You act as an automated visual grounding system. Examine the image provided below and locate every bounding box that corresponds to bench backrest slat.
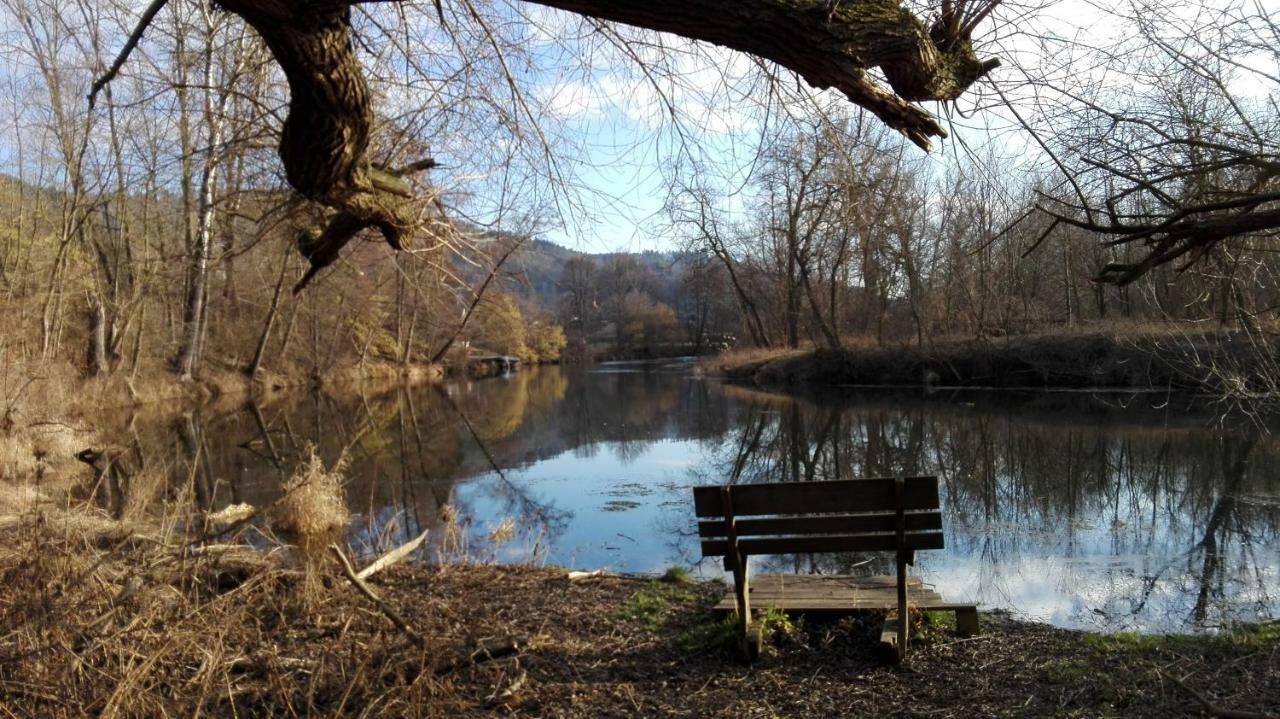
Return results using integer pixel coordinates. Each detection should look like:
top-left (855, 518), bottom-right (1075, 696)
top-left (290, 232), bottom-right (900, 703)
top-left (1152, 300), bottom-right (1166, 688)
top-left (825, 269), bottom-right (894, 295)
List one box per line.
top-left (697, 511), bottom-right (942, 539)
top-left (692, 477), bottom-right (938, 518)
top-left (701, 531), bottom-right (944, 558)
top-left (694, 477), bottom-right (943, 560)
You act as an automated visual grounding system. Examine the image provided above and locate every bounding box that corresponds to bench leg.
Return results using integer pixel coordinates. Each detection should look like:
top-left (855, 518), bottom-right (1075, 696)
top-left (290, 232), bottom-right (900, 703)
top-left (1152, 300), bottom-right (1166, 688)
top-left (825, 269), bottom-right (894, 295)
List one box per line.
top-left (734, 560), bottom-right (755, 660)
top-left (742, 625), bottom-right (761, 661)
top-left (955, 607), bottom-right (979, 637)
top-left (895, 560), bottom-right (908, 662)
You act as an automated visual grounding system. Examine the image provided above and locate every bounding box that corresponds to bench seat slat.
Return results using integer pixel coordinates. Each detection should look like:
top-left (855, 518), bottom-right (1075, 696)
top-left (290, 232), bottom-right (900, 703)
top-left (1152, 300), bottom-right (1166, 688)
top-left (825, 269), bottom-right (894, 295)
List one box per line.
top-left (698, 512), bottom-right (941, 538)
top-left (692, 477), bottom-right (938, 518)
top-left (701, 531), bottom-right (944, 558)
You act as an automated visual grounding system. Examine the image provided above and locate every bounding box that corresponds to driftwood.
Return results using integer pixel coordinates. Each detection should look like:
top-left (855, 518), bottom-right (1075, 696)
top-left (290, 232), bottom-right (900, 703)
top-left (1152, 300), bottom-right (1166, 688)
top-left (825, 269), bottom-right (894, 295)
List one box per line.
top-left (566, 569), bottom-right (607, 582)
top-left (435, 636), bottom-right (528, 676)
top-left (356, 529), bottom-right (429, 581)
top-left (329, 544), bottom-right (426, 646)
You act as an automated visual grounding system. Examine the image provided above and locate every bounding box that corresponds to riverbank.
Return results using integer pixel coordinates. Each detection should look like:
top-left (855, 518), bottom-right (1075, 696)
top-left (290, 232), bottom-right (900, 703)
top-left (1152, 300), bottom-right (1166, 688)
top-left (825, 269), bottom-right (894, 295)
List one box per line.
top-left (2, 355), bottom-right (445, 421)
top-left (0, 514), bottom-right (1275, 718)
top-left (706, 329), bottom-right (1280, 395)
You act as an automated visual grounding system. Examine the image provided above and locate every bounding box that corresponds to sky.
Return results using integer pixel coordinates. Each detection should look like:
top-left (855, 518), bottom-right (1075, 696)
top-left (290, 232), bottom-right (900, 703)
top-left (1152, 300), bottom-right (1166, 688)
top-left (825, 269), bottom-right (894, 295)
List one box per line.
top-left (1, 0), bottom-right (1277, 256)
top-left (519, 0), bottom-right (1280, 255)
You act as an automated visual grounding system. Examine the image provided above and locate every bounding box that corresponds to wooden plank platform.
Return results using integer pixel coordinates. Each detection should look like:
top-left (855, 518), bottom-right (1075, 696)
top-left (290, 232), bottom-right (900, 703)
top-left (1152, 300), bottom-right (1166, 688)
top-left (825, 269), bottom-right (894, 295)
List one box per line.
top-left (715, 574), bottom-right (975, 618)
top-left (712, 574), bottom-right (936, 612)
top-left (714, 574), bottom-right (979, 658)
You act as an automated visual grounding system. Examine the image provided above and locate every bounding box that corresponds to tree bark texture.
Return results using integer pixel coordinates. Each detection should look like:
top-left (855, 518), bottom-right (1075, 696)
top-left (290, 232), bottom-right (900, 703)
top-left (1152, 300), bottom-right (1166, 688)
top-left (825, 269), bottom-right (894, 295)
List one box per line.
top-left (522, 0), bottom-right (997, 148)
top-left (214, 0), bottom-right (421, 291)
top-left (212, 0), bottom-right (996, 287)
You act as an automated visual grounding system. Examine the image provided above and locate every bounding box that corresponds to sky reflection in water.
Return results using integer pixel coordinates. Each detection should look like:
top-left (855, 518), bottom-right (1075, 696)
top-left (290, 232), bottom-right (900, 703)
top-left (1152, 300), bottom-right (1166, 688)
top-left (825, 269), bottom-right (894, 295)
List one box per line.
top-left (184, 361), bottom-right (1279, 634)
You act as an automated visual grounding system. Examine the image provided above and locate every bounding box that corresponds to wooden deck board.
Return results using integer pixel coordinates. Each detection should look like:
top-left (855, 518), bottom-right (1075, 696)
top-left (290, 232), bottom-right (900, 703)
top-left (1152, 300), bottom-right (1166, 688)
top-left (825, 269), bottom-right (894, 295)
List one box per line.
top-left (713, 574), bottom-right (971, 613)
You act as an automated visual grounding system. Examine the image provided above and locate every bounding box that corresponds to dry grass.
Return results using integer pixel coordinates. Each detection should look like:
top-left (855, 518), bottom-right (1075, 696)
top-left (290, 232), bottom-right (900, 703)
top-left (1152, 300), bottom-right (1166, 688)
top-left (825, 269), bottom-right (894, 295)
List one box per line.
top-left (272, 446), bottom-right (350, 554)
top-left (0, 421), bottom-right (90, 485)
top-left (697, 346), bottom-right (808, 379)
top-left (1, 518), bottom-right (1275, 719)
top-left (0, 355), bottom-right (97, 513)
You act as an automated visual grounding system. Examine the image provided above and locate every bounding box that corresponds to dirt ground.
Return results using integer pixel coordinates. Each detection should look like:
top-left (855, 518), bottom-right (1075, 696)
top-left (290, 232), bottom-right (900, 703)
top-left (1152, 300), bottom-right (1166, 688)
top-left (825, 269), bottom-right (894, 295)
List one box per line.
top-left (1, 527), bottom-right (1276, 718)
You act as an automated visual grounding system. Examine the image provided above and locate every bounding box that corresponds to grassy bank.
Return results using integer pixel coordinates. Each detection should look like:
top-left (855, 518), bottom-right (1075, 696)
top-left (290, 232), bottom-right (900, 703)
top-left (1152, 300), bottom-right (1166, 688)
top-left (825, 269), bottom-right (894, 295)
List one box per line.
top-left (0, 512), bottom-right (1276, 717)
top-left (706, 329), bottom-right (1280, 395)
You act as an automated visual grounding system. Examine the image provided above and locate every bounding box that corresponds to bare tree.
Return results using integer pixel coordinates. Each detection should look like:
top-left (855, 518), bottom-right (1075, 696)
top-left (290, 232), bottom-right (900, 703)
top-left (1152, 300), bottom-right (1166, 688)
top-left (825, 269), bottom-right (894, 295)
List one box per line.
top-left (94, 0), bottom-right (1002, 291)
top-left (1014, 0), bottom-right (1280, 284)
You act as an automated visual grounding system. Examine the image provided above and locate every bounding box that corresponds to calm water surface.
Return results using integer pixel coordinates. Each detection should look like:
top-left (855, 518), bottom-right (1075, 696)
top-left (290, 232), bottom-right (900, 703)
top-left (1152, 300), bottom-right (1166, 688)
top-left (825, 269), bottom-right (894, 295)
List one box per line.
top-left (152, 361), bottom-right (1280, 634)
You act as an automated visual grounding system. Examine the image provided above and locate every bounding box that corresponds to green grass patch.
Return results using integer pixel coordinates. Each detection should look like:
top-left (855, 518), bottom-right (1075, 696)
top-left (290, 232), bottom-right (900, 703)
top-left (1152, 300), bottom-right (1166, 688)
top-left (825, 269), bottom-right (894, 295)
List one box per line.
top-left (1082, 620), bottom-right (1280, 655)
top-left (676, 614), bottom-right (739, 652)
top-left (613, 582), bottom-right (697, 628)
top-left (677, 608), bottom-right (805, 654)
top-left (911, 609), bottom-right (958, 642)
top-left (1233, 620), bottom-right (1280, 645)
top-left (1039, 657), bottom-right (1093, 685)
top-left (757, 607), bottom-right (804, 643)
top-left (660, 566), bottom-right (691, 584)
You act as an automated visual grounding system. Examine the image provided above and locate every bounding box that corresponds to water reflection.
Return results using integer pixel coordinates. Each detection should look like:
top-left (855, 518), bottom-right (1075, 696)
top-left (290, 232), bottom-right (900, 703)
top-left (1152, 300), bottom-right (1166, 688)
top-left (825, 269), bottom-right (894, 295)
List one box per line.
top-left (130, 362), bottom-right (1279, 633)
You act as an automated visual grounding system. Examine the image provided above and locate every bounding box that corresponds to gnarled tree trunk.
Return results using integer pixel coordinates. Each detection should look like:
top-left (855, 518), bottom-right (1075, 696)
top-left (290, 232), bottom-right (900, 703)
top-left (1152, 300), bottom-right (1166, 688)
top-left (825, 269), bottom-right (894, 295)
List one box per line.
top-left (208, 0), bottom-right (997, 288)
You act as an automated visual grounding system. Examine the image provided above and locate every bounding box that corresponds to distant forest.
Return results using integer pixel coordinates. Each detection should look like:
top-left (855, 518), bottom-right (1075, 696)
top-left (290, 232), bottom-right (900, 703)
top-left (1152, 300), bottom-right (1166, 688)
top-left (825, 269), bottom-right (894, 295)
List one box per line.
top-left (1, 0), bottom-right (1278, 387)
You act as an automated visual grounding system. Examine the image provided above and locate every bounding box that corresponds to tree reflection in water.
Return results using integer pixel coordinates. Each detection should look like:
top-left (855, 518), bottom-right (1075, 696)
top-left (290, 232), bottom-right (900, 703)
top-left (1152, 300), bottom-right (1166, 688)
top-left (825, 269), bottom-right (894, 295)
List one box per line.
top-left (149, 364), bottom-right (1278, 632)
top-left (701, 385), bottom-right (1279, 631)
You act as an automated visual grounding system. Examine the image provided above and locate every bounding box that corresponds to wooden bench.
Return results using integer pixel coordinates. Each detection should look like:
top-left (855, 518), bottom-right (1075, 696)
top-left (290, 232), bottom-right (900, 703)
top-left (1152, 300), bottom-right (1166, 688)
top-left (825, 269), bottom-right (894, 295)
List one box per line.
top-left (694, 476), bottom-right (977, 661)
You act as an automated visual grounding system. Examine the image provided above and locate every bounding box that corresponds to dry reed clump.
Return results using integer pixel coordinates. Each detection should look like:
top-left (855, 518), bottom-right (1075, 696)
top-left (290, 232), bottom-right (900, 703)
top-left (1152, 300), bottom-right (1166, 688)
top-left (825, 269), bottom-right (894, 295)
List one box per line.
top-left (487, 517), bottom-right (516, 545)
top-left (0, 355), bottom-right (92, 492)
top-left (0, 422), bottom-right (89, 484)
top-left (271, 446), bottom-right (350, 553)
top-left (437, 503), bottom-right (471, 560)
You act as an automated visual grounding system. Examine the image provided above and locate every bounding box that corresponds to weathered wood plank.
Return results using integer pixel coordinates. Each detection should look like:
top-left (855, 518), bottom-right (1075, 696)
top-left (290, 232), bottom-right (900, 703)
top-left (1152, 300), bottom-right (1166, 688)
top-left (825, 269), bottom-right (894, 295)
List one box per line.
top-left (701, 531), bottom-right (944, 558)
top-left (692, 477), bottom-right (939, 518)
top-left (698, 512), bottom-right (942, 538)
top-left (718, 595), bottom-right (944, 606)
top-left (742, 574), bottom-right (921, 587)
top-left (711, 574), bottom-right (974, 613)
top-left (714, 595), bottom-right (974, 611)
top-left (739, 588), bottom-right (945, 601)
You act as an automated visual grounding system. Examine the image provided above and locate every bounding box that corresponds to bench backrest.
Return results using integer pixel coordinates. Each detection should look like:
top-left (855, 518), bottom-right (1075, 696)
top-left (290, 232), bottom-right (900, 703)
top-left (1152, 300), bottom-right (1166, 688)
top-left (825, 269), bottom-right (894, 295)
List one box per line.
top-left (693, 477), bottom-right (943, 560)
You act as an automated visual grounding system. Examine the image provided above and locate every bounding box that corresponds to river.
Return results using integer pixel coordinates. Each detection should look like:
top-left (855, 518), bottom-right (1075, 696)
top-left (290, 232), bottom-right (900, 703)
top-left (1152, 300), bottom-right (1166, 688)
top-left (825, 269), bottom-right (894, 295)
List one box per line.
top-left (139, 360), bottom-right (1280, 634)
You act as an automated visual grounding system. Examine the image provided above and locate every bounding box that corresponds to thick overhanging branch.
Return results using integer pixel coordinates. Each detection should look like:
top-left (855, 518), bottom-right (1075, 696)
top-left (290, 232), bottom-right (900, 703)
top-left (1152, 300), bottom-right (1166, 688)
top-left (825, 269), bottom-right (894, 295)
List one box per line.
top-left (212, 0), bottom-right (427, 292)
top-left (1047, 200), bottom-right (1280, 285)
top-left (520, 0), bottom-right (999, 149)
top-left (186, 0), bottom-right (998, 288)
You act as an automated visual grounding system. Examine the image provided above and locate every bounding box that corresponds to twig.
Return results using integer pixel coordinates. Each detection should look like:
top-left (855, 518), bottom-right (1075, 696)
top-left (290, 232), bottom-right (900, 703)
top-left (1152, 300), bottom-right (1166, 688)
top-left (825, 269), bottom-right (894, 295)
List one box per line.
top-left (428, 235), bottom-right (526, 363)
top-left (434, 636), bottom-right (527, 676)
top-left (1169, 673), bottom-right (1276, 719)
top-left (329, 544), bottom-right (426, 646)
top-left (356, 529), bottom-right (429, 581)
top-left (486, 668), bottom-right (527, 706)
top-left (88, 0), bottom-right (170, 109)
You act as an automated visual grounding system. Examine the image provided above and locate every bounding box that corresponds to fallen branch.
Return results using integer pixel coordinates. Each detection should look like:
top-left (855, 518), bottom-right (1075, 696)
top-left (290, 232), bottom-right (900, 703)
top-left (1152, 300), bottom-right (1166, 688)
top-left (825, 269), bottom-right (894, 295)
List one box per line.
top-left (357, 529), bottom-right (429, 580)
top-left (434, 636), bottom-right (527, 676)
top-left (1170, 673), bottom-right (1277, 719)
top-left (329, 544), bottom-right (426, 646)
top-left (566, 569), bottom-right (607, 582)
